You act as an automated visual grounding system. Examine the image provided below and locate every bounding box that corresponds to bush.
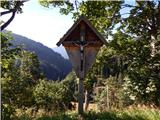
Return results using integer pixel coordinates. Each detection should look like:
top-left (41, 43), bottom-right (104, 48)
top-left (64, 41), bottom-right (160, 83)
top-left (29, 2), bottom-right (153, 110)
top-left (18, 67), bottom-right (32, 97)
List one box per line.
top-left (1, 104), bottom-right (16, 120)
top-left (17, 114), bottom-right (32, 120)
top-left (95, 76), bottom-right (125, 111)
top-left (33, 80), bottom-right (73, 112)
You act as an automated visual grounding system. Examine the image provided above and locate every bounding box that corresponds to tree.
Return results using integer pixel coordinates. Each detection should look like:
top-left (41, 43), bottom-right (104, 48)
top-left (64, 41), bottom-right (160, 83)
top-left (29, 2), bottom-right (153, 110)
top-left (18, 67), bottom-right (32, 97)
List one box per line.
top-left (39, 0), bottom-right (123, 37)
top-left (2, 49), bottom-right (43, 107)
top-left (0, 0), bottom-right (28, 31)
top-left (1, 31), bottom-right (20, 120)
top-left (1, 31), bottom-right (21, 77)
top-left (118, 1), bottom-right (160, 106)
top-left (1, 31), bottom-right (43, 119)
top-left (39, 0), bottom-right (160, 107)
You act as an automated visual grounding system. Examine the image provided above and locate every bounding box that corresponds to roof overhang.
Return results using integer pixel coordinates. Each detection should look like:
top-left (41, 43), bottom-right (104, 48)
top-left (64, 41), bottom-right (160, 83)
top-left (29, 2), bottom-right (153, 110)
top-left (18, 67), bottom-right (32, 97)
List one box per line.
top-left (56, 15), bottom-right (107, 46)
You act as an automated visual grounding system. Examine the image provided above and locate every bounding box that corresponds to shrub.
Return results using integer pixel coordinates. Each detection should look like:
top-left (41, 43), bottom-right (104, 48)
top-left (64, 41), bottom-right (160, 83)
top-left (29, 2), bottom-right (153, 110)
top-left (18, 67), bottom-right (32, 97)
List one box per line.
top-left (33, 80), bottom-right (73, 112)
top-left (1, 104), bottom-right (16, 120)
top-left (17, 114), bottom-right (32, 120)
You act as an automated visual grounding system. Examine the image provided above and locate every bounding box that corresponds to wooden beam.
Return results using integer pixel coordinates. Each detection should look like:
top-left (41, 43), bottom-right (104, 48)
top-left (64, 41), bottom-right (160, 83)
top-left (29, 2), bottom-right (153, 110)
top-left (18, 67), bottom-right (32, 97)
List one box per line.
top-left (63, 40), bottom-right (103, 47)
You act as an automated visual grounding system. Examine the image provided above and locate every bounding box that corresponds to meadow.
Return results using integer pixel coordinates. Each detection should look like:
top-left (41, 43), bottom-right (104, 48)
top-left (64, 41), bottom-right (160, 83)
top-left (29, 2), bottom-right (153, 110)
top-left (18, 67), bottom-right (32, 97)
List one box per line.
top-left (17, 106), bottom-right (160, 120)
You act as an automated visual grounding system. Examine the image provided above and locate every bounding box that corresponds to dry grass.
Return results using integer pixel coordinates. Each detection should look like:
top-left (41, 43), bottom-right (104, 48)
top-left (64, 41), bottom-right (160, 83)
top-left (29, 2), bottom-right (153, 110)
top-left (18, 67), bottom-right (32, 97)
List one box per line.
top-left (71, 102), bottom-right (98, 111)
top-left (16, 103), bottom-right (160, 120)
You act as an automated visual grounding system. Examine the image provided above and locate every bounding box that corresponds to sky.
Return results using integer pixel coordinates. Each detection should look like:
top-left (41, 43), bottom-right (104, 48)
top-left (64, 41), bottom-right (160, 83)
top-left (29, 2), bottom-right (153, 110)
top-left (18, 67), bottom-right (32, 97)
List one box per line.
top-left (1, 0), bottom-right (74, 48)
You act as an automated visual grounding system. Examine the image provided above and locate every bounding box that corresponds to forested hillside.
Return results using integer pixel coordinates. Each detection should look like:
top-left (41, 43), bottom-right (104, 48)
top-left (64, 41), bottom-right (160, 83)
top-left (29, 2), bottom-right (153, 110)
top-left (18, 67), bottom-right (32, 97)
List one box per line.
top-left (11, 33), bottom-right (72, 80)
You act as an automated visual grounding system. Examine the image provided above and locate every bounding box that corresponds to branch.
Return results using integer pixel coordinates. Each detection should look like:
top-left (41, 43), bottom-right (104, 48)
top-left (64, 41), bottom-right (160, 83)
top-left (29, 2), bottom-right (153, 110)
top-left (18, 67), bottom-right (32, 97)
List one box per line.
top-left (1, 9), bottom-right (15, 16)
top-left (0, 1), bottom-right (26, 31)
top-left (157, 1), bottom-right (160, 27)
top-left (120, 13), bottom-right (130, 16)
top-left (75, 0), bottom-right (78, 12)
top-left (147, 1), bottom-right (156, 35)
top-left (121, 4), bottom-right (136, 8)
top-left (1, 0), bottom-right (27, 16)
top-left (1, 11), bottom-right (16, 31)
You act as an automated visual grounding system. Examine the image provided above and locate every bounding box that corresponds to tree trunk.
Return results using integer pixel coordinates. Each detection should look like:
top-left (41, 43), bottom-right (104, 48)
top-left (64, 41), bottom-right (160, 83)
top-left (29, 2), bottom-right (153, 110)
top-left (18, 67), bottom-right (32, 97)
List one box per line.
top-left (106, 85), bottom-right (109, 110)
top-left (150, 35), bottom-right (156, 57)
top-left (84, 89), bottom-right (90, 111)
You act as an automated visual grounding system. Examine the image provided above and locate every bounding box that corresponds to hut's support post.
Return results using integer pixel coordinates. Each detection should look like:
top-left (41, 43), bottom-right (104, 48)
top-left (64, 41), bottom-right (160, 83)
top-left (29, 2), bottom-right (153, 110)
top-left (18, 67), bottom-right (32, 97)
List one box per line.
top-left (78, 23), bottom-right (86, 115)
top-left (78, 77), bottom-right (84, 115)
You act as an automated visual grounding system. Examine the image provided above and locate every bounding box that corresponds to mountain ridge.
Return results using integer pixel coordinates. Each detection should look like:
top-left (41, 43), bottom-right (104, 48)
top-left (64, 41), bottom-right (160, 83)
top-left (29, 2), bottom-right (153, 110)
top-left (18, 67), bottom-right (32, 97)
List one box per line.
top-left (11, 32), bottom-right (72, 80)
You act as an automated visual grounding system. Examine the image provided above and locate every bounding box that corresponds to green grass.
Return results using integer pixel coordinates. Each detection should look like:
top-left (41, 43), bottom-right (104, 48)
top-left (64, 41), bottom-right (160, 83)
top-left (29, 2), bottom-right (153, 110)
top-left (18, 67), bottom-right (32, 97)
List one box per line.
top-left (17, 107), bottom-right (160, 120)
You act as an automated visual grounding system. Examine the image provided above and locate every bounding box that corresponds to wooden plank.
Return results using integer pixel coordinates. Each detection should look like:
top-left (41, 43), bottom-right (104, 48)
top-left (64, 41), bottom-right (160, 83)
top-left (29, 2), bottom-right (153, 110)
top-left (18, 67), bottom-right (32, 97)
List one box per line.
top-left (64, 46), bottom-right (100, 77)
top-left (65, 46), bottom-right (81, 77)
top-left (84, 47), bottom-right (100, 74)
top-left (63, 41), bottom-right (103, 47)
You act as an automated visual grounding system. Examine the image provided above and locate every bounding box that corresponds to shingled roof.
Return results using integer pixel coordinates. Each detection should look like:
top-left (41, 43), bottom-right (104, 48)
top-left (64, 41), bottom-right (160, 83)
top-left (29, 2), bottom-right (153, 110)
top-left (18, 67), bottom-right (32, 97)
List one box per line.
top-left (56, 15), bottom-right (107, 46)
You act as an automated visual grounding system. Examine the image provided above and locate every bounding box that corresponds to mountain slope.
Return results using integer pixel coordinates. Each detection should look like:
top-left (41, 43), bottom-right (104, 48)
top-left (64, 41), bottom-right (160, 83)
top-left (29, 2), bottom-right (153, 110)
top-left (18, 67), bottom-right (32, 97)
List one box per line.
top-left (11, 33), bottom-right (72, 80)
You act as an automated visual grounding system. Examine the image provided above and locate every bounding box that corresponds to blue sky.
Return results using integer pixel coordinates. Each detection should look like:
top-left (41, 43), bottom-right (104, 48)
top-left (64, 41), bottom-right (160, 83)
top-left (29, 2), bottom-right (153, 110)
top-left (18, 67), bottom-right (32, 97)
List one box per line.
top-left (1, 0), bottom-right (74, 48)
